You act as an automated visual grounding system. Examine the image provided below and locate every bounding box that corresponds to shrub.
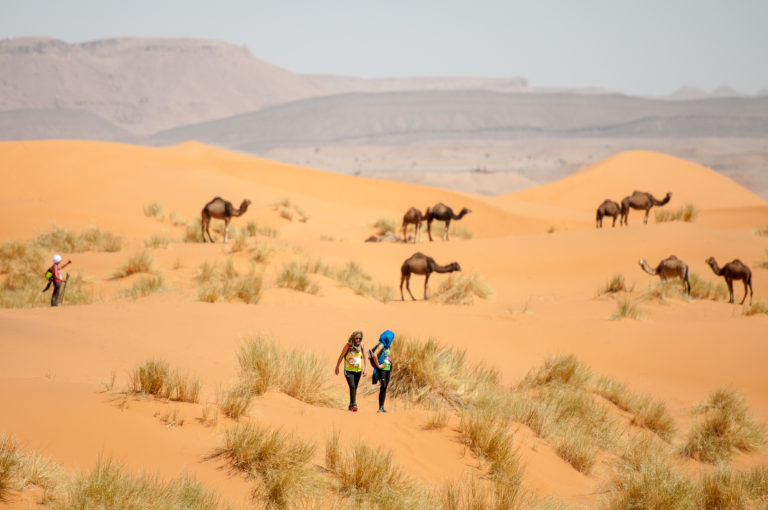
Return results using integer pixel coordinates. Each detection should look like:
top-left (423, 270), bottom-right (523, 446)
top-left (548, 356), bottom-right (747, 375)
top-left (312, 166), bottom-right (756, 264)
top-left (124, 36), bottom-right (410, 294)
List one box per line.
top-left (373, 217), bottom-right (397, 235)
top-left (326, 439), bottom-right (413, 499)
top-left (194, 261), bottom-right (262, 304)
top-left (611, 295), bottom-right (643, 320)
top-left (0, 435), bottom-right (20, 501)
top-left (594, 377), bottom-right (676, 441)
top-left (121, 275), bottom-right (166, 299)
top-left (459, 408), bottom-right (522, 478)
top-left (111, 251), bottom-right (154, 279)
top-left (682, 388), bottom-right (766, 463)
top-left (144, 235), bottom-right (171, 249)
top-left (277, 261), bottom-right (319, 294)
top-left (143, 202), bottom-right (164, 218)
top-left (744, 299), bottom-right (768, 316)
top-left (754, 225), bottom-right (768, 237)
top-left (129, 359), bottom-right (200, 403)
top-left (219, 385), bottom-right (252, 420)
top-left (430, 222), bottom-right (473, 240)
top-left (655, 203), bottom-right (699, 223)
top-left (432, 272), bottom-right (493, 305)
top-left (689, 273), bottom-right (729, 301)
top-left (605, 456), bottom-right (695, 510)
top-left (48, 457), bottom-right (224, 510)
top-left (600, 274), bottom-right (627, 295)
top-left (34, 225), bottom-right (122, 253)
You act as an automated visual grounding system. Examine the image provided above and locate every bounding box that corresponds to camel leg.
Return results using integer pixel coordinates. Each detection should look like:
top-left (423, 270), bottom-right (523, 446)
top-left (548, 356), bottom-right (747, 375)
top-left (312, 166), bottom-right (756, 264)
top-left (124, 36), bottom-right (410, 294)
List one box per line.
top-left (201, 217), bottom-right (208, 242)
top-left (400, 275), bottom-right (406, 301)
top-left (203, 218), bottom-right (214, 243)
top-left (404, 275), bottom-right (415, 301)
top-left (423, 273), bottom-right (430, 300)
top-left (427, 220), bottom-right (433, 242)
top-left (611, 215), bottom-right (617, 227)
top-left (726, 278), bottom-right (734, 303)
top-left (644, 209), bottom-right (650, 224)
top-left (740, 280), bottom-right (750, 305)
top-left (443, 220), bottom-right (450, 241)
top-left (224, 218), bottom-right (230, 243)
top-left (416, 222), bottom-right (421, 243)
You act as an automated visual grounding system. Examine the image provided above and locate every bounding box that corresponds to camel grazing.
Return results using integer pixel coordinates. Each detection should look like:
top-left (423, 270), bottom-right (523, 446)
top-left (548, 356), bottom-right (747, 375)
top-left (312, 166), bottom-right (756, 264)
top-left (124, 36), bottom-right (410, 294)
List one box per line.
top-left (400, 252), bottom-right (461, 301)
top-left (705, 257), bottom-right (753, 304)
top-left (402, 207), bottom-right (427, 243)
top-left (620, 191), bottom-right (672, 226)
top-left (638, 255), bottom-right (691, 295)
top-left (425, 203), bottom-right (471, 241)
top-left (596, 199), bottom-right (621, 228)
top-left (201, 197), bottom-right (251, 243)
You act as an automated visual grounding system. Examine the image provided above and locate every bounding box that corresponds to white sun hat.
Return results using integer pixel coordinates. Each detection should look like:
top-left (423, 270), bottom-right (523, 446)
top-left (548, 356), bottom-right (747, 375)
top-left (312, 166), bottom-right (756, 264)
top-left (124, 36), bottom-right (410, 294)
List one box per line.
top-left (52, 254), bottom-right (63, 263)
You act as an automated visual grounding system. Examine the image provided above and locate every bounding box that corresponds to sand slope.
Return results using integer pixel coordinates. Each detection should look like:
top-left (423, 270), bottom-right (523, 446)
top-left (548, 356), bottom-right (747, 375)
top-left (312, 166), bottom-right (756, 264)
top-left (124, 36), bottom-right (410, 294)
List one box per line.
top-left (1, 141), bottom-right (767, 508)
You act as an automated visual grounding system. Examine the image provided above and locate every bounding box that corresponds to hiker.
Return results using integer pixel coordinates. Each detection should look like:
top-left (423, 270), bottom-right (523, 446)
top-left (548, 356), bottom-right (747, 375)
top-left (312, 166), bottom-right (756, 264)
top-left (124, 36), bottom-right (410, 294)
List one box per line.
top-left (48, 254), bottom-right (71, 307)
top-left (334, 330), bottom-right (367, 412)
top-left (369, 330), bottom-right (394, 413)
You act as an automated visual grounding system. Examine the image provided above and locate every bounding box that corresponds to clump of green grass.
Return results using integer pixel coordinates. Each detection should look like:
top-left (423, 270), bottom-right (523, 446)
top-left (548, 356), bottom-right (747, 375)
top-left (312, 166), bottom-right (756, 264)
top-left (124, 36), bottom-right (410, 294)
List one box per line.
top-left (218, 423), bottom-right (316, 509)
top-left (689, 273), bottom-right (729, 301)
top-left (276, 260), bottom-right (319, 295)
top-left (611, 295), bottom-right (644, 320)
top-left (743, 299), bottom-right (768, 316)
top-left (129, 359), bottom-right (200, 403)
top-left (235, 334), bottom-right (342, 408)
top-left (143, 202), bottom-right (164, 218)
top-left (121, 275), bottom-right (167, 299)
top-left (600, 273), bottom-right (627, 295)
top-left (373, 217), bottom-right (397, 235)
top-left (682, 388), bottom-right (766, 463)
top-left (144, 235), bottom-right (171, 249)
top-left (49, 457), bottom-right (224, 510)
top-left (432, 272), bottom-right (493, 305)
top-left (111, 250), bottom-right (154, 279)
top-left (655, 203), bottom-right (699, 223)
top-left (386, 336), bottom-right (500, 409)
top-left (34, 225), bottom-right (122, 253)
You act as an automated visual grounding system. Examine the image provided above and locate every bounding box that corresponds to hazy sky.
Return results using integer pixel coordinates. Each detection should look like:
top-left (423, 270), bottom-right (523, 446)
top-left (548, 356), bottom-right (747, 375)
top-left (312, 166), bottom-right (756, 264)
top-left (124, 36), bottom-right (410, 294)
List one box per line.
top-left (2, 0), bottom-right (767, 96)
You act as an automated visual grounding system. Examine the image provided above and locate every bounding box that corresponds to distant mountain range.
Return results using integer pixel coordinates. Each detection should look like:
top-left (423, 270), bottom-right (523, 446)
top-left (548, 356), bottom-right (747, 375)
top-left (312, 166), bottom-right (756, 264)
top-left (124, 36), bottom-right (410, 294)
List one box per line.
top-left (2, 37), bottom-right (765, 146)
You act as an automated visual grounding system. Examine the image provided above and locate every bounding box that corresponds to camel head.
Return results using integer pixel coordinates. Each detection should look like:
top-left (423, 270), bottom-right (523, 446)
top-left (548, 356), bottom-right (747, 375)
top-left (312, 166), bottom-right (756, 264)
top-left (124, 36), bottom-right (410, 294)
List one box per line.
top-left (239, 199), bottom-right (252, 211)
top-left (705, 256), bottom-right (717, 267)
top-left (457, 207), bottom-right (472, 219)
top-left (638, 258), bottom-right (647, 266)
top-left (449, 262), bottom-right (462, 272)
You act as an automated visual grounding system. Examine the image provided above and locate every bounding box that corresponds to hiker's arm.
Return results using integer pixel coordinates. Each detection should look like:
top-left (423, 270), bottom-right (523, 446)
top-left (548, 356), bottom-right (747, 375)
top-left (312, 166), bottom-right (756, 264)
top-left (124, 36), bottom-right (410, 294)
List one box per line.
top-left (334, 344), bottom-right (349, 375)
top-left (61, 260), bottom-right (72, 269)
top-left (372, 344), bottom-right (382, 370)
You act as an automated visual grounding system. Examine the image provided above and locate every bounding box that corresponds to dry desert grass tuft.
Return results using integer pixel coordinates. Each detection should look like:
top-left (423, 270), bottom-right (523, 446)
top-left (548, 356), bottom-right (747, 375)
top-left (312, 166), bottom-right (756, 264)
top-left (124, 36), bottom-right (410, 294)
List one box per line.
top-left (111, 250), bottom-right (155, 279)
top-left (743, 299), bottom-right (768, 316)
top-left (599, 273), bottom-right (628, 295)
top-left (129, 359), bottom-right (201, 403)
top-left (654, 203), bottom-right (699, 223)
top-left (432, 273), bottom-right (492, 305)
top-left (196, 259), bottom-right (263, 304)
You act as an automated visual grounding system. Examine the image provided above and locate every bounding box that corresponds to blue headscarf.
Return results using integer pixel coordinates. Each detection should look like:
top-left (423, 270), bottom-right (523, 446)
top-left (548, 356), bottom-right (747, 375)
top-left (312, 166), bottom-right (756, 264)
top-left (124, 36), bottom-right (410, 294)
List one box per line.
top-left (379, 330), bottom-right (394, 348)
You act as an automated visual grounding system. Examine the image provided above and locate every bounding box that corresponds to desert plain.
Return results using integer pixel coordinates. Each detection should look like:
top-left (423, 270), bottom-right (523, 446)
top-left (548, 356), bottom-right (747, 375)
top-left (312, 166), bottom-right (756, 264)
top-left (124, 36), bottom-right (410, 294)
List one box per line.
top-left (1, 139), bottom-right (767, 509)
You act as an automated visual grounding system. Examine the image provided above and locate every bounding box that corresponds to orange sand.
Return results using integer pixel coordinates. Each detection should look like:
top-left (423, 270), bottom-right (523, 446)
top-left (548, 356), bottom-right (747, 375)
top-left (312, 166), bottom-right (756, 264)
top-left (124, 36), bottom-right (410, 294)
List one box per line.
top-left (1, 141), bottom-right (767, 508)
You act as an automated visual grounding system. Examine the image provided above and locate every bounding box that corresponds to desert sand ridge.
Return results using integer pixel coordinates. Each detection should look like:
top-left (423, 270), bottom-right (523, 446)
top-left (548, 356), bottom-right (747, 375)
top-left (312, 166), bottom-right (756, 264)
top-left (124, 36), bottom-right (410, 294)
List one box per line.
top-left (1, 140), bottom-right (767, 508)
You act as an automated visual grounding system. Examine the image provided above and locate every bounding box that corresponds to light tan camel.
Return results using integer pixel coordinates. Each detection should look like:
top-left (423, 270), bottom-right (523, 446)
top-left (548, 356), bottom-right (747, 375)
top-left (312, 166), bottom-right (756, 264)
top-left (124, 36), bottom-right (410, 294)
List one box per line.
top-left (705, 257), bottom-right (753, 304)
top-left (620, 191), bottom-right (672, 226)
top-left (638, 255), bottom-right (691, 295)
top-left (425, 203), bottom-right (471, 241)
top-left (402, 207), bottom-right (427, 243)
top-left (201, 197), bottom-right (251, 243)
top-left (400, 252), bottom-right (461, 301)
top-left (596, 199), bottom-right (621, 228)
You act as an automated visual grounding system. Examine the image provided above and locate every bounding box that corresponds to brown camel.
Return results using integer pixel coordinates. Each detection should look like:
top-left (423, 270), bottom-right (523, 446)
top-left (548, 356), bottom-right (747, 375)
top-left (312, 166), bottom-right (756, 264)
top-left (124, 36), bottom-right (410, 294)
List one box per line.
top-left (400, 252), bottom-right (461, 301)
top-left (620, 191), bottom-right (672, 226)
top-left (402, 207), bottom-right (427, 243)
top-left (596, 199), bottom-right (621, 228)
top-left (425, 203), bottom-right (471, 241)
top-left (638, 255), bottom-right (691, 295)
top-left (201, 197), bottom-right (251, 243)
top-left (705, 257), bottom-right (753, 304)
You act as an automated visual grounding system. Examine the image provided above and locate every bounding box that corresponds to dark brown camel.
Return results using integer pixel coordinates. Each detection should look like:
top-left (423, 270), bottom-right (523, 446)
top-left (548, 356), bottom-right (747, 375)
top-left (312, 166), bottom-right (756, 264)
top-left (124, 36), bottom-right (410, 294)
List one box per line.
top-left (402, 207), bottom-right (427, 243)
top-left (705, 257), bottom-right (753, 304)
top-left (620, 191), bottom-right (672, 226)
top-left (201, 197), bottom-right (251, 243)
top-left (638, 255), bottom-right (691, 295)
top-left (400, 252), bottom-right (461, 301)
top-left (425, 203), bottom-right (471, 241)
top-left (596, 199), bottom-right (621, 228)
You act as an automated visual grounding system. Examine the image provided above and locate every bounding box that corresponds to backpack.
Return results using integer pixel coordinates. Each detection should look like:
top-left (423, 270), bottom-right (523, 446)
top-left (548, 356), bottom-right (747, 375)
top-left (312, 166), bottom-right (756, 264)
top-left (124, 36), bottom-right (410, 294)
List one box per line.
top-left (41, 266), bottom-right (54, 292)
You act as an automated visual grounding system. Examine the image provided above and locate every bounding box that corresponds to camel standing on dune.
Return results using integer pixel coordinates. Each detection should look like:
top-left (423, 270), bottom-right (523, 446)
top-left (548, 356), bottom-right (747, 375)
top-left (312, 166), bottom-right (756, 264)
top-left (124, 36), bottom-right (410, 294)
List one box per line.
top-left (402, 207), bottom-right (427, 243)
top-left (201, 197), bottom-right (251, 243)
top-left (426, 203), bottom-right (471, 241)
top-left (638, 255), bottom-right (691, 295)
top-left (620, 191), bottom-right (672, 226)
top-left (705, 257), bottom-right (753, 304)
top-left (400, 252), bottom-right (461, 301)
top-left (596, 199), bottom-right (621, 228)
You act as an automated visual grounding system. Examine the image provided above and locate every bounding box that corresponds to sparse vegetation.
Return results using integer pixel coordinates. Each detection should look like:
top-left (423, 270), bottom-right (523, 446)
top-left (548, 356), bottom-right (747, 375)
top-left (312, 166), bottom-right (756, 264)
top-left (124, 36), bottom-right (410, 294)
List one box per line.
top-left (611, 295), bottom-right (644, 320)
top-left (195, 260), bottom-right (263, 304)
top-left (0, 435), bottom-right (20, 501)
top-left (276, 260), bottom-right (319, 295)
top-left (432, 272), bottom-right (493, 305)
top-left (373, 217), bottom-right (397, 235)
top-left (600, 273), bottom-right (627, 295)
top-left (144, 234), bottom-right (171, 249)
top-left (753, 225), bottom-right (768, 237)
top-left (275, 198), bottom-right (309, 222)
top-left (655, 203), bottom-right (699, 223)
top-left (594, 377), bottom-right (676, 441)
top-left (744, 299), bottom-right (768, 316)
top-left (121, 275), bottom-right (167, 299)
top-left (129, 359), bottom-right (200, 403)
top-left (430, 222), bottom-right (473, 240)
top-left (688, 272), bottom-right (729, 301)
top-left (143, 202), bottom-right (164, 218)
top-left (34, 225), bottom-right (122, 253)
top-left (682, 388), bottom-right (766, 463)
top-left (111, 250), bottom-right (154, 279)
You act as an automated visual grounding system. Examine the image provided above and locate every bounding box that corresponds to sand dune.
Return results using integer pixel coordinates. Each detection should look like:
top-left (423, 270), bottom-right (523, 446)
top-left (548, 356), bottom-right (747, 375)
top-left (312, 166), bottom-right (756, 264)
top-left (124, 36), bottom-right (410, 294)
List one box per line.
top-left (1, 140), bottom-right (767, 508)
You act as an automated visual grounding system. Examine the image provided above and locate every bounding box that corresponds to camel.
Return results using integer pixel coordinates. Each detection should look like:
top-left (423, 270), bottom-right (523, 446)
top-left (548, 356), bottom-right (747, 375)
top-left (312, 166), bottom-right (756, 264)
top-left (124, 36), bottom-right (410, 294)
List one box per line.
top-left (201, 197), bottom-right (251, 243)
top-left (705, 257), bottom-right (753, 304)
top-left (402, 207), bottom-right (427, 243)
top-left (596, 199), bottom-right (621, 228)
top-left (425, 203), bottom-right (471, 241)
top-left (620, 191), bottom-right (672, 226)
top-left (638, 255), bottom-right (691, 295)
top-left (400, 252), bottom-right (461, 301)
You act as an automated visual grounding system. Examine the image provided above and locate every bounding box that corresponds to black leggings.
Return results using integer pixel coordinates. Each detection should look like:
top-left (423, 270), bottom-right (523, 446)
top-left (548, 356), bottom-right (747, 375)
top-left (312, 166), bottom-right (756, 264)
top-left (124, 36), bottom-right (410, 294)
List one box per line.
top-left (344, 370), bottom-right (361, 407)
top-left (51, 281), bottom-right (62, 307)
top-left (378, 370), bottom-right (391, 409)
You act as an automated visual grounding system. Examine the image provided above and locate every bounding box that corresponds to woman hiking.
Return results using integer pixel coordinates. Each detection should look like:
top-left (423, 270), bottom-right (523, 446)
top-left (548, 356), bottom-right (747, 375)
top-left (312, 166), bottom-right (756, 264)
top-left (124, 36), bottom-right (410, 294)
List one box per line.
top-left (335, 330), bottom-right (367, 412)
top-left (370, 330), bottom-right (394, 413)
top-left (48, 254), bottom-right (72, 307)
